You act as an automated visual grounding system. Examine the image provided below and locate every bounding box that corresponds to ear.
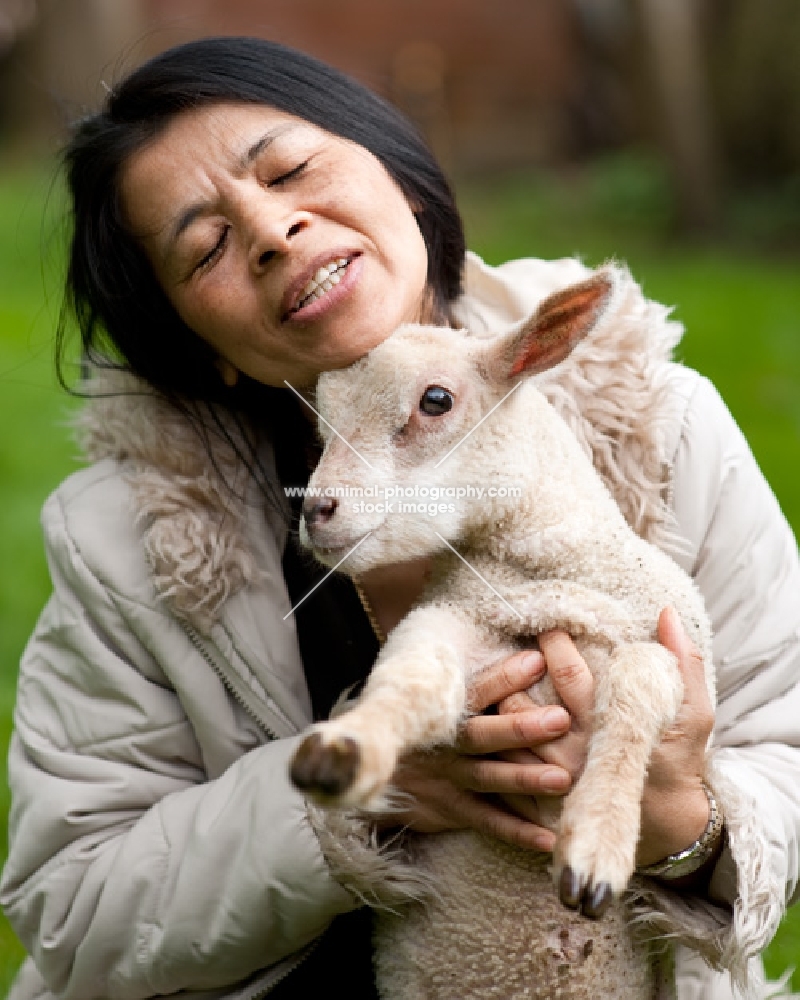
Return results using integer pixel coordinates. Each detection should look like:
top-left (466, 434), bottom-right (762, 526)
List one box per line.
top-left (490, 271), bottom-right (615, 382)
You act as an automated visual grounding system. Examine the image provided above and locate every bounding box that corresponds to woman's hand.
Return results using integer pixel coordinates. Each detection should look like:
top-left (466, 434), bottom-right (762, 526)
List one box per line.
top-left (383, 607), bottom-right (715, 867)
top-left (382, 650), bottom-right (571, 851)
top-left (636, 607), bottom-right (715, 867)
top-left (382, 642), bottom-right (593, 852)
top-left (497, 609), bottom-right (714, 867)
top-left (493, 630), bottom-right (595, 824)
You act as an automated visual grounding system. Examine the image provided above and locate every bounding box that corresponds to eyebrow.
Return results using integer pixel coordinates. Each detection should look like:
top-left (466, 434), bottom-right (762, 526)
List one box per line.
top-left (167, 124), bottom-right (300, 248)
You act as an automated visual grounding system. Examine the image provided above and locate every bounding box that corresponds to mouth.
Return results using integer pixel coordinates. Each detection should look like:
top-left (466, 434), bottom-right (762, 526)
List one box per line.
top-left (283, 252), bottom-right (361, 322)
top-left (310, 535), bottom-right (373, 569)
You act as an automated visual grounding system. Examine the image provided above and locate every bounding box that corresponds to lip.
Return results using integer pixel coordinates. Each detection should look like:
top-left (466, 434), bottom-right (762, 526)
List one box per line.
top-left (305, 522), bottom-right (374, 562)
top-left (311, 535), bottom-right (372, 568)
top-left (309, 528), bottom-right (368, 557)
top-left (281, 250), bottom-right (363, 323)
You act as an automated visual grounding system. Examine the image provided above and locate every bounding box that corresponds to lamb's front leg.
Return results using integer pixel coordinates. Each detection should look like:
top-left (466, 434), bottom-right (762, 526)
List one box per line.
top-left (554, 641), bottom-right (685, 917)
top-left (290, 605), bottom-right (481, 809)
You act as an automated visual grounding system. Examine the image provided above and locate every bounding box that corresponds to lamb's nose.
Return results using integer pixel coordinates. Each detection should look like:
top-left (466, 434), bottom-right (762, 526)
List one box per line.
top-left (303, 497), bottom-right (339, 526)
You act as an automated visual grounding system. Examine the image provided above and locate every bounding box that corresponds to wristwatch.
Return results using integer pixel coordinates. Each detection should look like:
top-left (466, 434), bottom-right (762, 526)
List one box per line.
top-left (637, 781), bottom-right (725, 880)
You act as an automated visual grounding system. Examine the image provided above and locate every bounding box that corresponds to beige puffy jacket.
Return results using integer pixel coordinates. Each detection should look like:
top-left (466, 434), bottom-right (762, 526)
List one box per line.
top-left (2, 254), bottom-right (799, 1000)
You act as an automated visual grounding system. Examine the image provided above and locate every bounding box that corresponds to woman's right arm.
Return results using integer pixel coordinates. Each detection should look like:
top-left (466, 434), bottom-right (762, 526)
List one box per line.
top-left (0, 475), bottom-right (360, 1000)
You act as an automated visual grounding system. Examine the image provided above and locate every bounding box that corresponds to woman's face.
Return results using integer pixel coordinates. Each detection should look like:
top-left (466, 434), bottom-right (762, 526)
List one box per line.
top-left (120, 102), bottom-right (431, 389)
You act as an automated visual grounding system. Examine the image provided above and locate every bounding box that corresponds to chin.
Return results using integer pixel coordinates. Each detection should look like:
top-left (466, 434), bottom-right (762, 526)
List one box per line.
top-left (340, 517), bottom-right (454, 576)
top-left (301, 507), bottom-right (463, 574)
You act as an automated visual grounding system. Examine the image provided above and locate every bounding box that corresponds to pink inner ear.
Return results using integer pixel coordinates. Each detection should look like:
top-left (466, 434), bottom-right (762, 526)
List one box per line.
top-left (510, 276), bottom-right (612, 377)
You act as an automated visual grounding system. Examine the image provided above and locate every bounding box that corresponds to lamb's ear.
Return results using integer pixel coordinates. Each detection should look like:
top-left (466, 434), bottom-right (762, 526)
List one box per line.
top-left (491, 271), bottom-right (614, 382)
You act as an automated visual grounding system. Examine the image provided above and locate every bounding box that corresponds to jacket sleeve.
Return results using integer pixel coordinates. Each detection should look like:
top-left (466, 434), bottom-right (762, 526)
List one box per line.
top-left (0, 480), bottom-right (362, 1000)
top-left (634, 370), bottom-right (800, 986)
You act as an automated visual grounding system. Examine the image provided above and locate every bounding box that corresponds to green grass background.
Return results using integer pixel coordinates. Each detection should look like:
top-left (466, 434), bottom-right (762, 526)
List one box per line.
top-left (1, 156), bottom-right (799, 992)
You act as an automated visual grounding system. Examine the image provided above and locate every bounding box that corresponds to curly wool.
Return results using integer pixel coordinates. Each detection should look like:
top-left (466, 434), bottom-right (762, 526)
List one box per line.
top-left (536, 264), bottom-right (683, 548)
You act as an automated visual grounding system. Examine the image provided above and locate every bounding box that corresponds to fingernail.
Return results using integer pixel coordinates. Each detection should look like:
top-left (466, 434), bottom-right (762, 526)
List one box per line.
top-left (542, 707), bottom-right (568, 734)
top-left (540, 768), bottom-right (570, 792)
top-left (534, 831), bottom-right (556, 852)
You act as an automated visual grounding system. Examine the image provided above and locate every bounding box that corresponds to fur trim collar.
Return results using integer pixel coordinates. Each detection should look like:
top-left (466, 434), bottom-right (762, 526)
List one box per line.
top-left (75, 371), bottom-right (264, 633)
top-left (77, 258), bottom-right (682, 633)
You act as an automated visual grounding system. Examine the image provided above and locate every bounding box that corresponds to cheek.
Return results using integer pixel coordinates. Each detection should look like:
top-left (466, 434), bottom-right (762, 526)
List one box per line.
top-left (341, 166), bottom-right (428, 280)
top-left (174, 271), bottom-right (251, 348)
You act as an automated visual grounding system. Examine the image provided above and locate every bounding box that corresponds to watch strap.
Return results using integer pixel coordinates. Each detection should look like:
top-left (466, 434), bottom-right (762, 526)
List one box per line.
top-left (637, 780), bottom-right (724, 881)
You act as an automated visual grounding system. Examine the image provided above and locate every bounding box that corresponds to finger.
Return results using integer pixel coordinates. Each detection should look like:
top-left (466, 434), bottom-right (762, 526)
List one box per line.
top-left (500, 747), bottom-right (544, 767)
top-left (538, 631), bottom-right (594, 722)
top-left (657, 607), bottom-right (714, 737)
top-left (657, 608), bottom-right (712, 709)
top-left (448, 756), bottom-right (572, 796)
top-left (657, 605), bottom-right (689, 658)
top-left (467, 651), bottom-right (545, 713)
top-left (502, 740), bottom-right (583, 783)
top-left (459, 705), bottom-right (570, 754)
top-left (497, 690), bottom-right (537, 714)
top-left (500, 792), bottom-right (541, 823)
top-left (499, 795), bottom-right (557, 852)
top-left (446, 790), bottom-right (555, 852)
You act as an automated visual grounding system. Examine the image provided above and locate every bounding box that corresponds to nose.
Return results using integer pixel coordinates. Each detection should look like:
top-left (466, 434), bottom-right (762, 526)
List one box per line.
top-left (303, 496), bottom-right (339, 527)
top-left (247, 204), bottom-right (312, 272)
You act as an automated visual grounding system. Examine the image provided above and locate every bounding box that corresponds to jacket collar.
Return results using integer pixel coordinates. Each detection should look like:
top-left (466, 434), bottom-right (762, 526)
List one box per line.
top-left (77, 254), bottom-right (682, 634)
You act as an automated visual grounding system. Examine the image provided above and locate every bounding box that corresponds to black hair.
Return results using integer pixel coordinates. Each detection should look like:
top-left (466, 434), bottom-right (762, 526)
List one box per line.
top-left (57, 35), bottom-right (466, 406)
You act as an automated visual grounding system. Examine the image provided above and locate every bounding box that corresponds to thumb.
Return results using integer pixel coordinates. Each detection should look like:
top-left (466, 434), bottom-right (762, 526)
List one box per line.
top-left (657, 605), bottom-right (690, 659)
top-left (657, 606), bottom-right (710, 713)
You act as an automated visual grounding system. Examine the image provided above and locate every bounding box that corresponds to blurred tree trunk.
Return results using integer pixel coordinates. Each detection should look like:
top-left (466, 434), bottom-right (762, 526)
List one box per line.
top-left (636, 0), bottom-right (721, 231)
top-left (2, 0), bottom-right (146, 147)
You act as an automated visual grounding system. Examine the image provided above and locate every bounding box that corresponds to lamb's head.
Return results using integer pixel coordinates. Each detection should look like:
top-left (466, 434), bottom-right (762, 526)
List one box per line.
top-left (300, 269), bottom-right (614, 573)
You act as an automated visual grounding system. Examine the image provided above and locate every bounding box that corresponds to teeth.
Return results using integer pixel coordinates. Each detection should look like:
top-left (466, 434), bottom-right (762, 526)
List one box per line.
top-left (294, 257), bottom-right (351, 312)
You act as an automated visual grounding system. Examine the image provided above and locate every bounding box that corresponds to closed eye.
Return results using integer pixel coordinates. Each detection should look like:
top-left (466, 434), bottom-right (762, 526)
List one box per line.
top-left (269, 161), bottom-right (308, 186)
top-left (191, 161), bottom-right (308, 275)
top-left (194, 225), bottom-right (230, 273)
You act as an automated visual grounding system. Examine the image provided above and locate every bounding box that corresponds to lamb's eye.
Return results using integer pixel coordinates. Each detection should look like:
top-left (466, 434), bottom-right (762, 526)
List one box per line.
top-left (419, 386), bottom-right (453, 416)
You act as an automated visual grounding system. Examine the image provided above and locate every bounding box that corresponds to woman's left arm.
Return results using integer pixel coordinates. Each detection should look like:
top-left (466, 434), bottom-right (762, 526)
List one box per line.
top-left (649, 370), bottom-right (800, 972)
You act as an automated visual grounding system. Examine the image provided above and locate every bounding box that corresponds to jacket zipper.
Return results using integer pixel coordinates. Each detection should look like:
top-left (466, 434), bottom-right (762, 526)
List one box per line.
top-left (182, 622), bottom-right (283, 740)
top-left (238, 938), bottom-right (322, 1000)
top-left (181, 623), bottom-right (323, 997)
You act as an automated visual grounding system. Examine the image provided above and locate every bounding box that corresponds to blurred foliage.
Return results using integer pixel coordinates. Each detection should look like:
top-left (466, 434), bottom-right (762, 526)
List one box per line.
top-left (712, 0), bottom-right (800, 184)
top-left (0, 150), bottom-right (799, 993)
top-left (0, 164), bottom-right (78, 994)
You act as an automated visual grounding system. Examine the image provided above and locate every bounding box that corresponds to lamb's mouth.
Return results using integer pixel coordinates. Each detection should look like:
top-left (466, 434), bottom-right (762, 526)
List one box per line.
top-left (288, 256), bottom-right (356, 316)
top-left (314, 537), bottom-right (365, 560)
top-left (310, 530), bottom-right (375, 566)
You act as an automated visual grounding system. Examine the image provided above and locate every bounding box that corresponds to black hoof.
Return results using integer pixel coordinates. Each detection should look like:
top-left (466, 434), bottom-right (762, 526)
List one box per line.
top-left (290, 732), bottom-right (361, 798)
top-left (559, 866), bottom-right (584, 910)
top-left (583, 881), bottom-right (613, 920)
top-left (558, 866), bottom-right (614, 920)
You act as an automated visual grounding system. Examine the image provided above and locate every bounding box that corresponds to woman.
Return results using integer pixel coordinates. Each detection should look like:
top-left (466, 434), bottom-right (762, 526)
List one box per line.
top-left (1, 36), bottom-right (798, 1000)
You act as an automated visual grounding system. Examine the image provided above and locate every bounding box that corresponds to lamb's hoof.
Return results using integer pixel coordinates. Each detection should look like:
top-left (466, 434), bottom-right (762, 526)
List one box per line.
top-left (559, 867), bottom-right (613, 920)
top-left (290, 732), bottom-right (361, 799)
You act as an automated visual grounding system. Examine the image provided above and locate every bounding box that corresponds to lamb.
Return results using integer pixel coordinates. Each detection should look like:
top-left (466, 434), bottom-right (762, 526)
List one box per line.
top-left (289, 266), bottom-right (716, 999)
